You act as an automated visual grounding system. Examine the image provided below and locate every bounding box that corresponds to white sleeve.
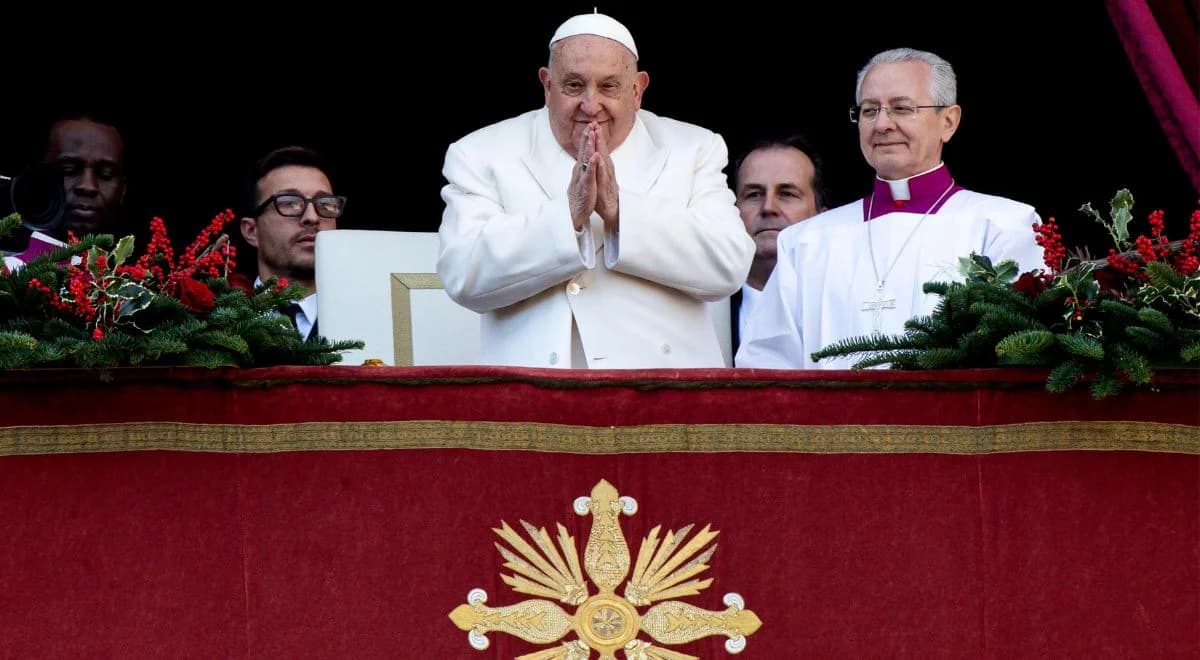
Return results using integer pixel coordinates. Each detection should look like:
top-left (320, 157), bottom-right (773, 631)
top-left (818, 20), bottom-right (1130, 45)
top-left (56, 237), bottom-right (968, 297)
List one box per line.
top-left (436, 142), bottom-right (594, 313)
top-left (734, 234), bottom-right (806, 368)
top-left (984, 206), bottom-right (1046, 275)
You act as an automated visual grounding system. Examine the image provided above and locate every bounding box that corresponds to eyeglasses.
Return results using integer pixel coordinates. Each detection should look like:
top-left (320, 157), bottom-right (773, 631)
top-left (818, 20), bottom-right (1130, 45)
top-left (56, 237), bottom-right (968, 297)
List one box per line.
top-left (254, 193), bottom-right (347, 218)
top-left (849, 104), bottom-right (947, 123)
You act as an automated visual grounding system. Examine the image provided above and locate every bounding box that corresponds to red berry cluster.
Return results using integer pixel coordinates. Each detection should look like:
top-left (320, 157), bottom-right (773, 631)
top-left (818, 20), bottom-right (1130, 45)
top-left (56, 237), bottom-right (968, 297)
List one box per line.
top-left (1104, 202), bottom-right (1200, 280)
top-left (23, 209), bottom-right (242, 341)
top-left (1033, 217), bottom-right (1067, 272)
top-left (1175, 206), bottom-right (1200, 276)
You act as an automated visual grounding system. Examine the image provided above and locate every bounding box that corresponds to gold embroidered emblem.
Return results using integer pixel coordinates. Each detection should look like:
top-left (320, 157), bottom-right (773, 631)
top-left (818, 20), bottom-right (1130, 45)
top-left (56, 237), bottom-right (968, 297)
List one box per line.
top-left (449, 480), bottom-right (761, 659)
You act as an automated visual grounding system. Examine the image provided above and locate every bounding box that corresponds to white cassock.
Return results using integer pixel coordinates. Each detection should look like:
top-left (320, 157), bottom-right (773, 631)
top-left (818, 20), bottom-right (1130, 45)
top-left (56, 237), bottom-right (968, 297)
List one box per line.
top-left (736, 183), bottom-right (1044, 370)
top-left (438, 108), bottom-right (753, 369)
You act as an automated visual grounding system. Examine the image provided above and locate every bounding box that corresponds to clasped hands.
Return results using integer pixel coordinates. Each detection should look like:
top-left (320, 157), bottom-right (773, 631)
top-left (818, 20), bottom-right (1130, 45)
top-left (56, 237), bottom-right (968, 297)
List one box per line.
top-left (569, 122), bottom-right (619, 233)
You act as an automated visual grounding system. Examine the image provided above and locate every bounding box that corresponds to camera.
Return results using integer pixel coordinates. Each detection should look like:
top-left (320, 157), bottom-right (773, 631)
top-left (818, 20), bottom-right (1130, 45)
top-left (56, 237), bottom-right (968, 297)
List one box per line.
top-left (2, 163), bottom-right (66, 233)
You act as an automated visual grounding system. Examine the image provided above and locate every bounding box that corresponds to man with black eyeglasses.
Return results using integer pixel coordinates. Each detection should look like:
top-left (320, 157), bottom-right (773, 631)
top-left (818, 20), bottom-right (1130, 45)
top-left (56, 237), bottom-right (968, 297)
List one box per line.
top-left (736, 48), bottom-right (1044, 369)
top-left (239, 146), bottom-right (346, 341)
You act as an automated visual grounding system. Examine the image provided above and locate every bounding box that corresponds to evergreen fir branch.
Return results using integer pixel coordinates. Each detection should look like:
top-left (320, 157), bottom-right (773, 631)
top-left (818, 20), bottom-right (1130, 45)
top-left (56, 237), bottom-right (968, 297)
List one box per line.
top-left (180, 348), bottom-right (240, 368)
top-left (41, 236), bottom-right (114, 265)
top-left (1181, 342), bottom-right (1200, 362)
top-left (967, 301), bottom-right (1019, 319)
top-left (314, 338), bottom-right (364, 354)
top-left (850, 350), bottom-right (922, 370)
top-left (1143, 261), bottom-right (1185, 289)
top-left (72, 335), bottom-right (128, 369)
top-left (1054, 332), bottom-right (1104, 360)
top-left (0, 331), bottom-right (37, 351)
top-left (902, 316), bottom-right (943, 341)
top-left (140, 335), bottom-right (191, 360)
top-left (923, 298), bottom-right (954, 330)
top-left (895, 313), bottom-right (950, 350)
top-left (914, 347), bottom-right (968, 369)
top-left (922, 281), bottom-right (954, 296)
top-left (896, 332), bottom-right (941, 350)
top-left (973, 308), bottom-right (1046, 336)
top-left (995, 329), bottom-right (1056, 360)
top-left (967, 284), bottom-right (1037, 314)
top-left (1034, 285), bottom-right (1072, 311)
top-left (956, 329), bottom-right (1003, 363)
top-left (1097, 298), bottom-right (1140, 322)
top-left (1135, 307), bottom-right (1174, 336)
top-left (1089, 370), bottom-right (1124, 399)
top-left (0, 352), bottom-right (36, 370)
top-left (26, 340), bottom-right (75, 363)
top-left (1123, 325), bottom-right (1164, 352)
top-left (43, 317), bottom-right (85, 338)
top-left (1112, 343), bottom-right (1152, 384)
top-left (194, 331), bottom-right (250, 356)
top-left (202, 306), bottom-right (245, 328)
top-left (996, 352), bottom-right (1055, 367)
top-left (0, 331), bottom-right (44, 369)
top-left (1046, 360), bottom-right (1087, 393)
top-left (811, 333), bottom-right (926, 363)
top-left (0, 213), bottom-right (21, 239)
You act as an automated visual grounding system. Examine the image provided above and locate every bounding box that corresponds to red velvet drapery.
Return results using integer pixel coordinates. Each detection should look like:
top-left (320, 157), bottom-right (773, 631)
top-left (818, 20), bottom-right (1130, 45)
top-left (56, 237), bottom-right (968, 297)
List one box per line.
top-left (1108, 0), bottom-right (1200, 191)
top-left (0, 367), bottom-right (1196, 658)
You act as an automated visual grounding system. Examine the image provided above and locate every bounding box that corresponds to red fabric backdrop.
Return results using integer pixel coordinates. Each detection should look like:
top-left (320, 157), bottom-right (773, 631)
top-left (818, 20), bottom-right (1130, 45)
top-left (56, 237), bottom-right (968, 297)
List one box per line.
top-left (0, 367), bottom-right (1196, 658)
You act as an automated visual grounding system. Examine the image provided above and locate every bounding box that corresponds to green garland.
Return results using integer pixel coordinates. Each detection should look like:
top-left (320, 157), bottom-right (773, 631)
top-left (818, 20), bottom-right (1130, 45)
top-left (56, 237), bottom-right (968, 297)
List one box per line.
top-left (0, 213), bottom-right (362, 369)
top-left (811, 191), bottom-right (1200, 398)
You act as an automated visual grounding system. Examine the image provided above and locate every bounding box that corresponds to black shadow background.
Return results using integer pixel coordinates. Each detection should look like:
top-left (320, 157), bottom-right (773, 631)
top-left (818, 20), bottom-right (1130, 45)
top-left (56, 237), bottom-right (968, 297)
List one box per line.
top-left (3, 2), bottom-right (1195, 259)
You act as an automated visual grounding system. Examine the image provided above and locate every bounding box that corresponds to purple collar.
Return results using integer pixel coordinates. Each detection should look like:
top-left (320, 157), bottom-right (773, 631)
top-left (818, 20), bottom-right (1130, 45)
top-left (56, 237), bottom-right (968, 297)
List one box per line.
top-left (14, 233), bottom-right (66, 262)
top-left (862, 165), bottom-right (963, 221)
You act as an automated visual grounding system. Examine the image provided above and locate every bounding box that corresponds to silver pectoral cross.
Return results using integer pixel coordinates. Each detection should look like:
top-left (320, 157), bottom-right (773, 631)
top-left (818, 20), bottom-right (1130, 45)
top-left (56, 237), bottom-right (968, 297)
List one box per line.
top-left (862, 282), bottom-right (896, 332)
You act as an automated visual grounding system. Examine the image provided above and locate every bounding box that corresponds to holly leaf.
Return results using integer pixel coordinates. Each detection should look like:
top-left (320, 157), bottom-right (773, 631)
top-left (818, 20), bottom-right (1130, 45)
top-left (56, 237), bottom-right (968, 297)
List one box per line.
top-left (112, 235), bottom-right (135, 267)
top-left (993, 259), bottom-right (1020, 284)
top-left (114, 282), bottom-right (154, 321)
top-left (1109, 188), bottom-right (1133, 247)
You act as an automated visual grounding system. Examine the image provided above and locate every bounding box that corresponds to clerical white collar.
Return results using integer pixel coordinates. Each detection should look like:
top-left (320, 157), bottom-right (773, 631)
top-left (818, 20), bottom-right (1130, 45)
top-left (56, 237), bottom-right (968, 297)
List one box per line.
top-left (876, 163), bottom-right (947, 202)
top-left (864, 163), bottom-right (960, 221)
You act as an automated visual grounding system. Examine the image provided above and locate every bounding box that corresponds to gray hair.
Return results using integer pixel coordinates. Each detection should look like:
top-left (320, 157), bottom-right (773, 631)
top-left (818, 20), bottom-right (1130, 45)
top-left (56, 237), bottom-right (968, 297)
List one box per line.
top-left (548, 37), bottom-right (637, 73)
top-left (855, 48), bottom-right (956, 106)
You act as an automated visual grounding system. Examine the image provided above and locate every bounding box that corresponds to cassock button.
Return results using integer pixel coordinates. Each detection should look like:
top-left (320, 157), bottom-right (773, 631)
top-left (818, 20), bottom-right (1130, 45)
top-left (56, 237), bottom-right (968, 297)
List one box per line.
top-left (549, 352), bottom-right (559, 365)
top-left (660, 343), bottom-right (671, 354)
top-left (567, 282), bottom-right (581, 295)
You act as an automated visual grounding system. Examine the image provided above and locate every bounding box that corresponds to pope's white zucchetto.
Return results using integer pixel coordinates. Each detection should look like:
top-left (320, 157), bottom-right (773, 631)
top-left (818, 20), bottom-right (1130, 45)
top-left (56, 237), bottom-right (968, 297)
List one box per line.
top-left (549, 13), bottom-right (638, 60)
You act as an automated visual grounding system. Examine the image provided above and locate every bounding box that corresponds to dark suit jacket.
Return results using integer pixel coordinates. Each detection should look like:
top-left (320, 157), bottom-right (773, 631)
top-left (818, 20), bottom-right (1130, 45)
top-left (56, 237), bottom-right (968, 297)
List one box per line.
top-left (730, 289), bottom-right (743, 356)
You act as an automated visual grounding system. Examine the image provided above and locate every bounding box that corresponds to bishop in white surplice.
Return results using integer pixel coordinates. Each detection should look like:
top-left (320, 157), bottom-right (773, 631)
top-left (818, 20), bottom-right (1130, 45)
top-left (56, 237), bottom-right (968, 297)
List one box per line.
top-left (735, 47), bottom-right (1045, 370)
top-left (735, 165), bottom-right (1044, 369)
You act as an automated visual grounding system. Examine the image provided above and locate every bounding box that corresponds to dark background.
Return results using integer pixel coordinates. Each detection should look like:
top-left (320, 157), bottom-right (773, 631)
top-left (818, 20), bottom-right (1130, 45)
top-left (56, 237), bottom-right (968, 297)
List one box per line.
top-left (3, 2), bottom-right (1197, 257)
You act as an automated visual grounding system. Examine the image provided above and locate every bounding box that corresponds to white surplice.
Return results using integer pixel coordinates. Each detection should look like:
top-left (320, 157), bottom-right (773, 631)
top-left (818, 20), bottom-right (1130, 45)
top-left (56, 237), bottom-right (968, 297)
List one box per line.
top-left (735, 189), bottom-right (1045, 369)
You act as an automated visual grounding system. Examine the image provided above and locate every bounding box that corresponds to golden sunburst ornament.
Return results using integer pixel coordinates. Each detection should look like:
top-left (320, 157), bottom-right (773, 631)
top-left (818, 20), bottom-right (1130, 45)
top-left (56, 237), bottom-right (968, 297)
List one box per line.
top-left (449, 480), bottom-right (762, 659)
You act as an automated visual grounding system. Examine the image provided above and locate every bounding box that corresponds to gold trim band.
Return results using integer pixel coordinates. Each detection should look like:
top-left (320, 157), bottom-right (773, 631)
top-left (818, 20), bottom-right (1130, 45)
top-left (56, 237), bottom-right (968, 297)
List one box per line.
top-left (1, 420), bottom-right (1196, 456)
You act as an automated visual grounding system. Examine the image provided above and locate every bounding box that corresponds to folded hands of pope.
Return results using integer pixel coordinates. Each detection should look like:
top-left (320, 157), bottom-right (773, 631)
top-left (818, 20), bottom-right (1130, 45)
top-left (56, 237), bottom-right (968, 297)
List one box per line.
top-left (570, 121), bottom-right (619, 232)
